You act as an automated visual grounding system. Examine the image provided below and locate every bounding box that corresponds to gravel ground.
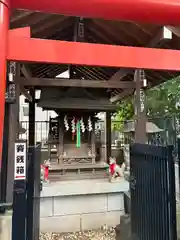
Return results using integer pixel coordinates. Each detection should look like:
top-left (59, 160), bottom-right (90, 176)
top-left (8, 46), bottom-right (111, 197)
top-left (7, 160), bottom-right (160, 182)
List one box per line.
top-left (40, 226), bottom-right (116, 240)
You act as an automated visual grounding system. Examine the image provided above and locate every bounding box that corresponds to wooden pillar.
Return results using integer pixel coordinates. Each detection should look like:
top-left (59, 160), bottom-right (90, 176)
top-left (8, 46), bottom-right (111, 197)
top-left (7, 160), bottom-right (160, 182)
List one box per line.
top-left (29, 89), bottom-right (35, 146)
top-left (105, 111), bottom-right (111, 162)
top-left (134, 70), bottom-right (147, 143)
top-left (58, 120), bottom-right (64, 165)
top-left (0, 62), bottom-right (20, 203)
top-left (6, 63), bottom-right (20, 203)
top-left (26, 89), bottom-right (36, 240)
top-left (91, 121), bottom-right (96, 164)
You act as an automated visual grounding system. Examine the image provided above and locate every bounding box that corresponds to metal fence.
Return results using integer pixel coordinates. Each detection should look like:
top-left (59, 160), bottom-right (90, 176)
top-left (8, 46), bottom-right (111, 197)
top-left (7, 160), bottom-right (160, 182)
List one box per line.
top-left (20, 121), bottom-right (49, 147)
top-left (130, 143), bottom-right (177, 240)
top-left (20, 116), bottom-right (180, 147)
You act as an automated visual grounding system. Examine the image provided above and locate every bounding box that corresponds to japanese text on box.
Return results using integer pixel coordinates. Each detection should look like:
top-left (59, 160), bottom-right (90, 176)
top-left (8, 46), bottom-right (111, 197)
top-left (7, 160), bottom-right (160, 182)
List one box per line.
top-left (14, 142), bottom-right (26, 180)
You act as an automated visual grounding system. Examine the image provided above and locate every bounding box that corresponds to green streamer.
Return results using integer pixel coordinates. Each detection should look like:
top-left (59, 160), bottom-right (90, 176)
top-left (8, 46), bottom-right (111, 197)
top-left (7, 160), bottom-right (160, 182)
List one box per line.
top-left (76, 121), bottom-right (81, 148)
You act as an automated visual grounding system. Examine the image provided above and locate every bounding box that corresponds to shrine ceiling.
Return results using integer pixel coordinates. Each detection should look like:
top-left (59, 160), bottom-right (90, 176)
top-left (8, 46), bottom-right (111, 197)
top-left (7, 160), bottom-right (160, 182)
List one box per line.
top-left (10, 10), bottom-right (180, 99)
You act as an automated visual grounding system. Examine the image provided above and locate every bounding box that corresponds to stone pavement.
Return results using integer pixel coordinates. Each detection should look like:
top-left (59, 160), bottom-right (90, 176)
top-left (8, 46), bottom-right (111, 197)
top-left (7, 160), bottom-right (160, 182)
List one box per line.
top-left (40, 227), bottom-right (116, 240)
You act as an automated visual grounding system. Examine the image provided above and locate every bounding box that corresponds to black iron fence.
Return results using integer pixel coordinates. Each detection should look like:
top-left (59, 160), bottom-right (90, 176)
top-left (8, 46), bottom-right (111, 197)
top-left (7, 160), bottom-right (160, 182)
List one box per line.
top-left (130, 143), bottom-right (177, 240)
top-left (19, 116), bottom-right (180, 147)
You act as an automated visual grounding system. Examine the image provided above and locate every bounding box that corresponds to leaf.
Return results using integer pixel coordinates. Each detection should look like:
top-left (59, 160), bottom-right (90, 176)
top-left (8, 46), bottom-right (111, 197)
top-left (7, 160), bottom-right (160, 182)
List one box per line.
top-left (114, 75), bottom-right (180, 123)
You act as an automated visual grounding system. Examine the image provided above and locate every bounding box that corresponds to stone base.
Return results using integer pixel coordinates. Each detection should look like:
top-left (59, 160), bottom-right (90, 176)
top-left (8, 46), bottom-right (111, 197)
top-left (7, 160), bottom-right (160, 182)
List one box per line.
top-left (40, 179), bottom-right (129, 232)
top-left (115, 214), bottom-right (131, 240)
top-left (177, 203), bottom-right (180, 239)
top-left (0, 212), bottom-right (12, 240)
top-left (110, 177), bottom-right (122, 183)
top-left (120, 214), bottom-right (131, 240)
top-left (41, 211), bottom-right (123, 233)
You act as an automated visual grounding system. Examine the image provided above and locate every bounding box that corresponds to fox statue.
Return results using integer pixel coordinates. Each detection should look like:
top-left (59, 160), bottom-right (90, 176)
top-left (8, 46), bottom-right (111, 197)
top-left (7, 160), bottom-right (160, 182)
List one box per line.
top-left (105, 157), bottom-right (126, 182)
top-left (41, 159), bottom-right (51, 183)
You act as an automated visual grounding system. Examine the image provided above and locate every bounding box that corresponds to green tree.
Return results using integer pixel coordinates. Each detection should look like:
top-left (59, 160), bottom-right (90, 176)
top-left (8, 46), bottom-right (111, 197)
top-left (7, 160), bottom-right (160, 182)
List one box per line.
top-left (112, 98), bottom-right (134, 130)
top-left (146, 77), bottom-right (180, 117)
top-left (113, 75), bottom-right (180, 124)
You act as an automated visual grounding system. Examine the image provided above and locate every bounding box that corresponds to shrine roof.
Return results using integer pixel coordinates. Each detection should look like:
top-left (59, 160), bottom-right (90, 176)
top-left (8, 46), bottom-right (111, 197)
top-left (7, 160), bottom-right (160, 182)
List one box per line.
top-left (10, 10), bottom-right (180, 99)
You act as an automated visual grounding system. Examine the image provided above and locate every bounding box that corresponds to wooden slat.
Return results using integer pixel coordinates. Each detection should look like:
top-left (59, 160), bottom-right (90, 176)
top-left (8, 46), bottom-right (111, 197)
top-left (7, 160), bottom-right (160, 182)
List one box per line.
top-left (110, 89), bottom-right (134, 102)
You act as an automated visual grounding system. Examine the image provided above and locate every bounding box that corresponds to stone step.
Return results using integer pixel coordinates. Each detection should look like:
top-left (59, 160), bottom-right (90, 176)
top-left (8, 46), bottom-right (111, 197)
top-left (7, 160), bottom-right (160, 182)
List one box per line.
top-left (49, 163), bottom-right (106, 171)
top-left (49, 167), bottom-right (107, 181)
top-left (49, 171), bottom-right (107, 181)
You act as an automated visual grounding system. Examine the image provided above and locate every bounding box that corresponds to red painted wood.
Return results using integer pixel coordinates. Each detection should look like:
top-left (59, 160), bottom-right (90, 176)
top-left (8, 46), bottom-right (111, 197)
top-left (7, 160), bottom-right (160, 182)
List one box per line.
top-left (9, 27), bottom-right (31, 38)
top-left (7, 36), bottom-right (180, 71)
top-left (11, 0), bottom-right (180, 25)
top-left (0, 0), bottom-right (10, 165)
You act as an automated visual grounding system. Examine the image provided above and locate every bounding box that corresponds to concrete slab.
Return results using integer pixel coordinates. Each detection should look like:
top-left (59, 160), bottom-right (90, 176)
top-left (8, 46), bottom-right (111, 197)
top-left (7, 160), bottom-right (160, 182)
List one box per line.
top-left (81, 211), bottom-right (123, 231)
top-left (41, 178), bottom-right (129, 197)
top-left (40, 215), bottom-right (81, 233)
top-left (53, 194), bottom-right (107, 215)
top-left (107, 194), bottom-right (124, 211)
top-left (40, 179), bottom-right (128, 232)
top-left (40, 197), bottom-right (54, 217)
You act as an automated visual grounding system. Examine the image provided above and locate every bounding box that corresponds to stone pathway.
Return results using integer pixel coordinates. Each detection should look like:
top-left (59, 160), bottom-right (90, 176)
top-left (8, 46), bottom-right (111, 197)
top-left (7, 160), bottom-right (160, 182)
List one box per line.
top-left (40, 227), bottom-right (116, 240)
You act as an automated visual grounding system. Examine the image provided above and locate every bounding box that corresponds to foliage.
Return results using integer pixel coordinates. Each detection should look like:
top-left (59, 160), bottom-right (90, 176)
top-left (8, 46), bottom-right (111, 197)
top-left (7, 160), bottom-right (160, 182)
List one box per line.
top-left (112, 98), bottom-right (134, 130)
top-left (146, 77), bottom-right (180, 117)
top-left (113, 75), bottom-right (180, 127)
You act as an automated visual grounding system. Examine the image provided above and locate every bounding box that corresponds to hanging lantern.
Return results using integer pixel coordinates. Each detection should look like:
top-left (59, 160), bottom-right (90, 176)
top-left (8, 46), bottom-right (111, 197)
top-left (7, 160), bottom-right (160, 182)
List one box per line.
top-left (80, 117), bottom-right (85, 133)
top-left (87, 116), bottom-right (93, 132)
top-left (64, 115), bottom-right (69, 131)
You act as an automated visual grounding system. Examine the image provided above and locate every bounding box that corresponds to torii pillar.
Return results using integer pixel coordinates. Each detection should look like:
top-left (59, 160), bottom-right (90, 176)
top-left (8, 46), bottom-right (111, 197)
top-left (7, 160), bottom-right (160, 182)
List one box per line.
top-left (0, 0), bottom-right (10, 200)
top-left (134, 70), bottom-right (147, 143)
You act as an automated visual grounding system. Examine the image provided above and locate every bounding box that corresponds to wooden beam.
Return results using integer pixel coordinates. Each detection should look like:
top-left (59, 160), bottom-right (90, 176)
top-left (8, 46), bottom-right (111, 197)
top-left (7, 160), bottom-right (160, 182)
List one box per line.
top-left (109, 68), bottom-right (133, 81)
top-left (110, 90), bottom-right (133, 103)
top-left (19, 86), bottom-right (32, 102)
top-left (148, 26), bottom-right (172, 47)
top-left (38, 98), bottom-right (117, 111)
top-left (18, 77), bottom-right (136, 89)
top-left (167, 26), bottom-right (180, 38)
top-left (11, 0), bottom-right (180, 26)
top-left (21, 64), bottom-right (32, 78)
top-left (19, 63), bottom-right (33, 101)
top-left (7, 35), bottom-right (179, 70)
top-left (109, 26), bottom-right (172, 82)
top-left (9, 27), bottom-right (31, 39)
top-left (109, 26), bottom-right (172, 102)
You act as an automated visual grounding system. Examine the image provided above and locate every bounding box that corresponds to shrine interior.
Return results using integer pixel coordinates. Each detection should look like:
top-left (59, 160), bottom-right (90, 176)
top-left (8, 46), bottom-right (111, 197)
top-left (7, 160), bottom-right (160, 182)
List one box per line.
top-left (10, 10), bottom-right (180, 179)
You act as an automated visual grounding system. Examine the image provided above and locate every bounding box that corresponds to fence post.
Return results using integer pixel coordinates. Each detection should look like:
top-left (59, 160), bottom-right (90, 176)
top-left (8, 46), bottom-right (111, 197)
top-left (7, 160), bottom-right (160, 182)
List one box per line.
top-left (167, 145), bottom-right (177, 240)
top-left (26, 146), bottom-right (35, 240)
top-left (178, 138), bottom-right (180, 200)
top-left (27, 143), bottom-right (41, 240)
top-left (12, 140), bottom-right (27, 240)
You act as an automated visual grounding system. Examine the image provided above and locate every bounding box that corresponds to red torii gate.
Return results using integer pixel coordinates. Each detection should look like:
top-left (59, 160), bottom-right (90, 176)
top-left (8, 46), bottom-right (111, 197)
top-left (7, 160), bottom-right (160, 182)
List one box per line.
top-left (1, 0), bottom-right (180, 159)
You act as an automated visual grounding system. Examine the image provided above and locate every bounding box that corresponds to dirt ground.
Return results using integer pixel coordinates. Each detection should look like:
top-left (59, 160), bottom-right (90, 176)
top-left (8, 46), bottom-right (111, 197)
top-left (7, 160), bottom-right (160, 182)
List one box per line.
top-left (40, 227), bottom-right (116, 240)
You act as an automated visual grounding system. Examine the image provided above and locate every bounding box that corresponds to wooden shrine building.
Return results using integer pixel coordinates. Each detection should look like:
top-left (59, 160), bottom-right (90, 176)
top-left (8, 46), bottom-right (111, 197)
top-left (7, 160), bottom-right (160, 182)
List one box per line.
top-left (1, 0), bottom-right (180, 202)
